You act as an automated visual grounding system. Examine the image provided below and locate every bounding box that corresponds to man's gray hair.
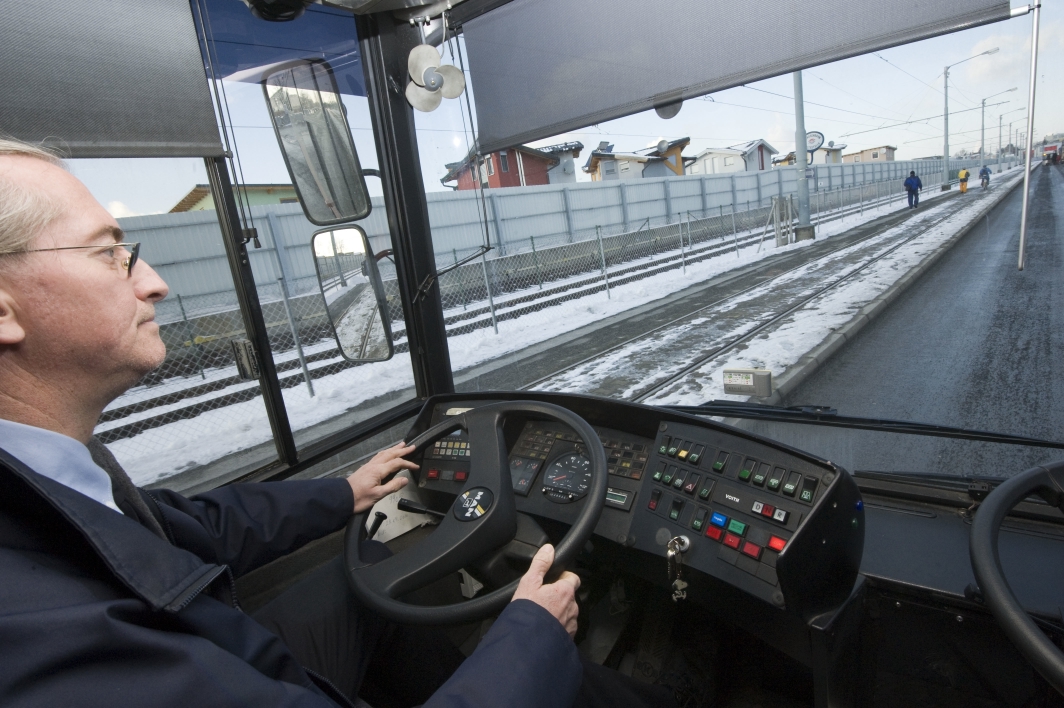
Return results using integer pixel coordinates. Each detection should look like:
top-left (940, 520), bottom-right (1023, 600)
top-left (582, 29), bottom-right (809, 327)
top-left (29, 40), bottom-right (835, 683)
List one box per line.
top-left (0, 138), bottom-right (66, 257)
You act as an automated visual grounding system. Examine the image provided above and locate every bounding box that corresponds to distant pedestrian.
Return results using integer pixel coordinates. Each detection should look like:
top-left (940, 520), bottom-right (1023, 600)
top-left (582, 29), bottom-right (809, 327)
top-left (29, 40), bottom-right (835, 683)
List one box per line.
top-left (904, 171), bottom-right (922, 209)
top-left (958, 167), bottom-right (970, 194)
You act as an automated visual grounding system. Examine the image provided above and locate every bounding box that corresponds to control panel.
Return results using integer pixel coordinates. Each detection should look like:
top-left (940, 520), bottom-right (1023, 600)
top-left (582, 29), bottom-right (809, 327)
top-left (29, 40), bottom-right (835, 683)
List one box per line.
top-left (629, 421), bottom-right (861, 614)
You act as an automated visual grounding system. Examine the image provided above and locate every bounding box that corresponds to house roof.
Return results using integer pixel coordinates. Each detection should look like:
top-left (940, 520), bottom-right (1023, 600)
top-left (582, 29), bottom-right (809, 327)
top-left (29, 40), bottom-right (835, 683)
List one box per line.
top-left (441, 143), bottom-right (559, 184)
top-left (169, 183), bottom-right (296, 213)
top-left (645, 137), bottom-right (690, 157)
top-left (729, 139), bottom-right (780, 155)
top-left (538, 141), bottom-right (584, 158)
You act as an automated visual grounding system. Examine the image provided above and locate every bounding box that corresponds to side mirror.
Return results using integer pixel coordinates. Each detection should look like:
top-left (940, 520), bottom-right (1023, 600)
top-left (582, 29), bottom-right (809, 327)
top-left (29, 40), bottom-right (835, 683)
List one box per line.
top-left (264, 59), bottom-right (371, 225)
top-left (312, 225), bottom-right (394, 362)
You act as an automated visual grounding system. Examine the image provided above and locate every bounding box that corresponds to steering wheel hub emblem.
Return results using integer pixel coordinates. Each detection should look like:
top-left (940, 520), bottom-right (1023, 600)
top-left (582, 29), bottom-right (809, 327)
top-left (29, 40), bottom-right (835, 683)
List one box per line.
top-left (454, 487), bottom-right (494, 521)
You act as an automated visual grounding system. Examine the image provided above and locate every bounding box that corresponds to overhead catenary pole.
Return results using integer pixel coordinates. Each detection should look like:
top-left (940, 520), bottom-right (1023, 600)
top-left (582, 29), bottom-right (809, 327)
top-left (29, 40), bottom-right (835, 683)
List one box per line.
top-left (998, 114), bottom-right (1003, 172)
top-left (980, 98), bottom-right (986, 172)
top-left (942, 65), bottom-right (950, 190)
top-left (1018, 1), bottom-right (1041, 271)
top-left (792, 71), bottom-right (814, 241)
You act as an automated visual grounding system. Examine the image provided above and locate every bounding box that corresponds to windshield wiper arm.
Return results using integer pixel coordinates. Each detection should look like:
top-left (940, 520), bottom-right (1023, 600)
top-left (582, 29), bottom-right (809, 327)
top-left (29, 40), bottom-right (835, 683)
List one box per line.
top-left (662, 400), bottom-right (1064, 450)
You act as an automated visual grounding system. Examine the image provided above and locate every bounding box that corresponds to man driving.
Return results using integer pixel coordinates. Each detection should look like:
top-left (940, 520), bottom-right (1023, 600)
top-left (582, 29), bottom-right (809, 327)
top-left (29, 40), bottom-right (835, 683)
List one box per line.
top-left (0, 139), bottom-right (679, 707)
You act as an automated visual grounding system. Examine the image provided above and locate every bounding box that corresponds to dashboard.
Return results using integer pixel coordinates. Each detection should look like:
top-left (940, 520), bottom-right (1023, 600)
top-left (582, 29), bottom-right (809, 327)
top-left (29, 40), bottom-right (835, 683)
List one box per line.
top-left (411, 392), bottom-right (863, 618)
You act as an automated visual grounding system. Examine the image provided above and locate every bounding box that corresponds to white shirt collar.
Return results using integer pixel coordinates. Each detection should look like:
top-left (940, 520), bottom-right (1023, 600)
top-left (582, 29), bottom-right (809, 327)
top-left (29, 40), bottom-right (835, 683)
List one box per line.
top-left (0, 418), bottom-right (123, 514)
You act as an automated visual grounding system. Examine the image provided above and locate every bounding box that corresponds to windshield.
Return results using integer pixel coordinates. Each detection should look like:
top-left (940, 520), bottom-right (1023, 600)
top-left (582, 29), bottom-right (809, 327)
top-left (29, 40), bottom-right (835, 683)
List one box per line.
top-left (408, 16), bottom-right (1063, 480)
top-left (77, 3), bottom-right (1062, 488)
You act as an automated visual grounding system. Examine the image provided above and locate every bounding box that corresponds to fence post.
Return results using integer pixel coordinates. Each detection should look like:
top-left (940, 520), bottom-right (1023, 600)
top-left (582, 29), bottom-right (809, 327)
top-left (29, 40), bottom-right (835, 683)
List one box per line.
top-left (619, 182), bottom-right (630, 232)
top-left (700, 176), bottom-right (708, 214)
top-left (730, 174), bottom-right (738, 214)
top-left (663, 179), bottom-right (673, 222)
top-left (176, 293), bottom-right (206, 380)
top-left (756, 172), bottom-right (763, 206)
top-left (278, 277), bottom-right (314, 397)
top-left (860, 184), bottom-right (864, 216)
top-left (480, 255), bottom-right (499, 334)
top-left (562, 188), bottom-right (575, 243)
top-left (489, 192), bottom-right (506, 255)
top-left (596, 226), bottom-right (611, 299)
top-left (531, 235), bottom-right (543, 290)
top-left (679, 219), bottom-right (686, 275)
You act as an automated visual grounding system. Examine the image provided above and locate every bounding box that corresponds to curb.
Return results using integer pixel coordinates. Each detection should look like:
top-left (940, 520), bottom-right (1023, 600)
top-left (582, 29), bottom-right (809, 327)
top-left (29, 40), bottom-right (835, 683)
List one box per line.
top-left (757, 172), bottom-right (1026, 408)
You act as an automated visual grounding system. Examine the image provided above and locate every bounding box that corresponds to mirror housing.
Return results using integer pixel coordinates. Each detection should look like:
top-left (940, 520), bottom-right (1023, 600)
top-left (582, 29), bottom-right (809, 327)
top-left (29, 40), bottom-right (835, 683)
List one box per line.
top-left (264, 59), bottom-right (372, 226)
top-left (312, 225), bottom-right (394, 363)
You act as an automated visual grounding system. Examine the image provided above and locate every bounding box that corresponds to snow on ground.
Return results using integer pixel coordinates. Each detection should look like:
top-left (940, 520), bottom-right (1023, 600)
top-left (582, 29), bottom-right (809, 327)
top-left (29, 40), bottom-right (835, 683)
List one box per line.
top-left (643, 175), bottom-right (1022, 407)
top-left (109, 174), bottom-right (1014, 485)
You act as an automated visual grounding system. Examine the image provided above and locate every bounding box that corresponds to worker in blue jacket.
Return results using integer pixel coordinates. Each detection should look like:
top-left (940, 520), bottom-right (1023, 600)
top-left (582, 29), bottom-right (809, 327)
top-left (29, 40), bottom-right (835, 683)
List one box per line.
top-left (0, 139), bottom-right (678, 708)
top-left (904, 171), bottom-right (923, 209)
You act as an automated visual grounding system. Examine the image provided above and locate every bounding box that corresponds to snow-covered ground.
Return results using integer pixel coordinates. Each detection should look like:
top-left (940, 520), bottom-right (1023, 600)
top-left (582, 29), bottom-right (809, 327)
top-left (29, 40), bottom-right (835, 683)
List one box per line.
top-left (107, 172), bottom-right (1016, 485)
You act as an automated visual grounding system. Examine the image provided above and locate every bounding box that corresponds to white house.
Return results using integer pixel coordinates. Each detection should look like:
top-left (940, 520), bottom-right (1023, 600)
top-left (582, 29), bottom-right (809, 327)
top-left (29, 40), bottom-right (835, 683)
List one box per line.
top-left (687, 139), bottom-right (778, 175)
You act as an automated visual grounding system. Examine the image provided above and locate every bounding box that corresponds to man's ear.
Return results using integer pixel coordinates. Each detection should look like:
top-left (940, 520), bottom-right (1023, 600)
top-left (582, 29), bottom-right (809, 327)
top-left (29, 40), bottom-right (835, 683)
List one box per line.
top-left (0, 288), bottom-right (26, 345)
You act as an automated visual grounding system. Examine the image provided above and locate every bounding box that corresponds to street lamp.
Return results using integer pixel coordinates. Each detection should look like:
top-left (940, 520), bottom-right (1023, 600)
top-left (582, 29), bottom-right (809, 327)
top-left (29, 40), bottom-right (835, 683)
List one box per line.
top-left (999, 106), bottom-right (1026, 171)
top-left (943, 47), bottom-right (999, 191)
top-left (981, 87), bottom-right (1016, 171)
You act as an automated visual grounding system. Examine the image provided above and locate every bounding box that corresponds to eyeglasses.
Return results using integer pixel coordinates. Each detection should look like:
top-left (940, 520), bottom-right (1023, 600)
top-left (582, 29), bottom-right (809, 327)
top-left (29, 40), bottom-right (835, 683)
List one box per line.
top-left (24, 242), bottom-right (140, 277)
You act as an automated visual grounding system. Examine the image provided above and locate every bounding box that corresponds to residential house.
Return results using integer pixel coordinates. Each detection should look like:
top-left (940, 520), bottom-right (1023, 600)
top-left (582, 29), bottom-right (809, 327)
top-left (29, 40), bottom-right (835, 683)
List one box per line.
top-left (583, 141), bottom-right (651, 181)
top-left (842, 145), bottom-right (896, 163)
top-left (688, 139), bottom-right (777, 174)
top-left (441, 144), bottom-right (559, 190)
top-left (539, 141), bottom-right (584, 184)
top-left (170, 184), bottom-right (299, 212)
top-left (641, 137), bottom-right (694, 178)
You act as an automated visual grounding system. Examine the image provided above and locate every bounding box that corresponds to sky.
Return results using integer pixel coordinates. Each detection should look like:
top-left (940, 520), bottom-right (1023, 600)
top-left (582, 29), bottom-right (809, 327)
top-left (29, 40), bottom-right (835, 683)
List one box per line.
top-left (69, 2), bottom-right (1062, 217)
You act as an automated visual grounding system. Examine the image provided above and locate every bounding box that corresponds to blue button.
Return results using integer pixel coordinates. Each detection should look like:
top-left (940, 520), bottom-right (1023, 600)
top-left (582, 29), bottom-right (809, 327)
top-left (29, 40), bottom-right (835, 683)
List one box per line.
top-left (710, 512), bottom-right (728, 528)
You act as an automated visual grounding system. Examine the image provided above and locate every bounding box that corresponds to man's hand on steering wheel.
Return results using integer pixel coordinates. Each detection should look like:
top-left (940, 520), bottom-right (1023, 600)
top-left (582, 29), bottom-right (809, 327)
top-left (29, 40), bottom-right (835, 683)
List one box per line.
top-left (347, 443), bottom-right (418, 513)
top-left (512, 544), bottom-right (581, 638)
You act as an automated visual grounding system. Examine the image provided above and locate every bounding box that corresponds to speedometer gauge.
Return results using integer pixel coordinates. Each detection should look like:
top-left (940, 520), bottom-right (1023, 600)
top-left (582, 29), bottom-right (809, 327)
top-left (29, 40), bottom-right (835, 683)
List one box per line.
top-left (541, 452), bottom-right (591, 504)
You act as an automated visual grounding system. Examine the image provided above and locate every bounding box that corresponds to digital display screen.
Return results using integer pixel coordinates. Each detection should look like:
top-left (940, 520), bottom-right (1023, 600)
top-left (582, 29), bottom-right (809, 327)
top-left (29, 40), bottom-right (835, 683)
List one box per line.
top-left (606, 490), bottom-right (628, 504)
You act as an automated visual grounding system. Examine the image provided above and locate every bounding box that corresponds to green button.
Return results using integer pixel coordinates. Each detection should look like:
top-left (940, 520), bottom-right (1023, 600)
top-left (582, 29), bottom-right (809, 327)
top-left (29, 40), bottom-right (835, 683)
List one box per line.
top-left (767, 478), bottom-right (781, 491)
top-left (752, 473), bottom-right (766, 486)
top-left (800, 490), bottom-right (813, 503)
top-left (652, 469), bottom-right (663, 482)
top-left (782, 482), bottom-right (797, 495)
top-left (667, 447), bottom-right (679, 457)
top-left (658, 445), bottom-right (668, 455)
top-left (662, 472), bottom-right (674, 485)
top-left (698, 487), bottom-right (711, 500)
top-left (688, 453), bottom-right (700, 465)
top-left (692, 518), bottom-right (703, 531)
top-left (673, 477), bottom-right (684, 488)
top-left (669, 508), bottom-right (681, 521)
top-left (738, 467), bottom-right (752, 481)
top-left (727, 519), bottom-right (747, 536)
top-left (713, 461), bottom-right (724, 471)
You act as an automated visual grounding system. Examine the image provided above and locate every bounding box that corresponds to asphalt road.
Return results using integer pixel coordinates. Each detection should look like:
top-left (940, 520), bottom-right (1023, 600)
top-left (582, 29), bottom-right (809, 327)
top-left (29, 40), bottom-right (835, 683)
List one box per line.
top-left (758, 165), bottom-right (1064, 478)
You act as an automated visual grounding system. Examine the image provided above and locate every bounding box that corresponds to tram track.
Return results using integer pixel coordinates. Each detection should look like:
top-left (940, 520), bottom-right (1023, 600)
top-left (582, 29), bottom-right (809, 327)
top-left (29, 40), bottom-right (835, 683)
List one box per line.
top-left (522, 192), bottom-right (986, 403)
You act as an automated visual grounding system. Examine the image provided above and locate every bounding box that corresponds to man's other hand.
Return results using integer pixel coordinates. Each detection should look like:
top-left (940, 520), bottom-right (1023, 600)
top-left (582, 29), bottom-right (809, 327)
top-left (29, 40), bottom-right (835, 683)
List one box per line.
top-left (347, 443), bottom-right (418, 513)
top-left (512, 544), bottom-right (580, 638)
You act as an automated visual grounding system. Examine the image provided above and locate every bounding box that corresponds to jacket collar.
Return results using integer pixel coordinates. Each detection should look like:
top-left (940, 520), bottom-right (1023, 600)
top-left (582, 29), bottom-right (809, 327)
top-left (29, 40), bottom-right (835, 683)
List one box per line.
top-left (0, 447), bottom-right (226, 612)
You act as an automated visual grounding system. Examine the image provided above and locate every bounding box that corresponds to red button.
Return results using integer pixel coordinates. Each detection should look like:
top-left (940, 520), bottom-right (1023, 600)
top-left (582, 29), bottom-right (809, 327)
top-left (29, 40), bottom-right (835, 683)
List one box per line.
top-left (454, 471), bottom-right (468, 482)
top-left (427, 469), bottom-right (439, 480)
top-left (705, 526), bottom-right (724, 541)
top-left (723, 532), bottom-right (741, 549)
top-left (760, 504), bottom-right (775, 518)
top-left (768, 536), bottom-right (787, 552)
top-left (740, 541), bottom-right (762, 560)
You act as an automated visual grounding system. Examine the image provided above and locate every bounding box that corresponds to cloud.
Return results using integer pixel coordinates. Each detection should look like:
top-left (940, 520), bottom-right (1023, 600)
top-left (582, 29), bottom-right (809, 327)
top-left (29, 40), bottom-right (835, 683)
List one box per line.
top-left (106, 201), bottom-right (140, 218)
top-left (965, 33), bottom-right (1028, 85)
top-left (766, 112), bottom-right (789, 147)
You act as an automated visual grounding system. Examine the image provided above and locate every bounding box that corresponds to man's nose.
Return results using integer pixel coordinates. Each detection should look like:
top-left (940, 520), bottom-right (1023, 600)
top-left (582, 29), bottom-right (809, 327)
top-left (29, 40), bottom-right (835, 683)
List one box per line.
top-left (134, 259), bottom-right (169, 303)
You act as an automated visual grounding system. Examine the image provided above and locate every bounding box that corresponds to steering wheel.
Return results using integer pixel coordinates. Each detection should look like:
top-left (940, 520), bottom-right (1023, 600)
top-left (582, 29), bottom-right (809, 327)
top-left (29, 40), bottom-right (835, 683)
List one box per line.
top-left (969, 462), bottom-right (1064, 695)
top-left (344, 401), bottom-right (607, 624)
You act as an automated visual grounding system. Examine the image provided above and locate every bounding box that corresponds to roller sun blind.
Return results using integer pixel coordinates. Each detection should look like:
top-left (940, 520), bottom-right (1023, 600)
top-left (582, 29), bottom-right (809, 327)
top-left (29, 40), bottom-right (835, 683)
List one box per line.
top-left (0, 0), bottom-right (224, 158)
top-left (463, 0), bottom-right (1011, 153)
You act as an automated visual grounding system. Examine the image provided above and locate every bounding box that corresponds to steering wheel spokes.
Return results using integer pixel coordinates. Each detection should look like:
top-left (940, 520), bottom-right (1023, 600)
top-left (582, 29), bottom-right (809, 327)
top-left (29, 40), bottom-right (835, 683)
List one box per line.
top-left (345, 401), bottom-right (608, 624)
top-left (970, 462), bottom-right (1064, 695)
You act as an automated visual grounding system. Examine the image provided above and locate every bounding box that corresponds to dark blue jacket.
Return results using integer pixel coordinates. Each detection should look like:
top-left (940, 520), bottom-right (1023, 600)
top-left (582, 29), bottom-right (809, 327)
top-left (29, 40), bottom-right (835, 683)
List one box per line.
top-left (0, 448), bottom-right (582, 708)
top-left (904, 175), bottom-right (922, 192)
